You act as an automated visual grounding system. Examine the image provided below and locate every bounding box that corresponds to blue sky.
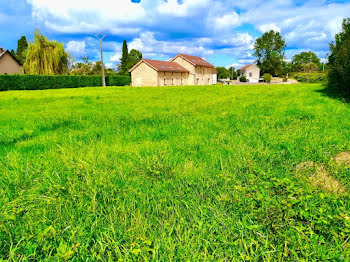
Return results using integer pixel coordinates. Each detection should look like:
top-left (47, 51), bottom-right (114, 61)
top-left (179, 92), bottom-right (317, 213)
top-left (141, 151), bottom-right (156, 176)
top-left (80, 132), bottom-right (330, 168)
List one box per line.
top-left (1, 0), bottom-right (350, 69)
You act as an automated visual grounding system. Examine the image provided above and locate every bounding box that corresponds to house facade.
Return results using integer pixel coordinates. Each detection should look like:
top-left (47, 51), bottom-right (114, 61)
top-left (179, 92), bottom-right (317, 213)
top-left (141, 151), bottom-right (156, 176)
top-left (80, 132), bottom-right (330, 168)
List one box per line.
top-left (240, 64), bottom-right (260, 83)
top-left (129, 54), bottom-right (216, 87)
top-left (0, 48), bottom-right (22, 75)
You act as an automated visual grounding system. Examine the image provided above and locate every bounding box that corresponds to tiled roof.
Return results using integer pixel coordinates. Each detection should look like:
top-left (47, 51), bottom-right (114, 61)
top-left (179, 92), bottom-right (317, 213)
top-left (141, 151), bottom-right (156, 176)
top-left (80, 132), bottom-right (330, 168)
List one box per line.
top-left (130, 59), bottom-right (189, 73)
top-left (175, 54), bottom-right (214, 68)
top-left (240, 64), bottom-right (253, 70)
top-left (212, 68), bottom-right (218, 74)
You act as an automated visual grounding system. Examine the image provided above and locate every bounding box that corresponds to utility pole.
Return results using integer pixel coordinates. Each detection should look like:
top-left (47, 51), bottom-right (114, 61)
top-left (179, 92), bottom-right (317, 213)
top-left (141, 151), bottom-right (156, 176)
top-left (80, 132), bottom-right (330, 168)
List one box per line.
top-left (95, 34), bottom-right (106, 87)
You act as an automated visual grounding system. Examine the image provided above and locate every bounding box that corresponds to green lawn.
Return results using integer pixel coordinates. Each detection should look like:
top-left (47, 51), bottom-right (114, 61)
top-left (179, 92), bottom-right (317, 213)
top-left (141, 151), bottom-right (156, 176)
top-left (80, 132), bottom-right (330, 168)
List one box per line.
top-left (0, 84), bottom-right (349, 261)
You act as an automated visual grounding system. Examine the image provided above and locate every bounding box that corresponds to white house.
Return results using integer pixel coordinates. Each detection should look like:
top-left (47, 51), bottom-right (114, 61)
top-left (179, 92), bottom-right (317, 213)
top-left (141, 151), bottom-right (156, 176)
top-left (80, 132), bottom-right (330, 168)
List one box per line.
top-left (240, 64), bottom-right (260, 83)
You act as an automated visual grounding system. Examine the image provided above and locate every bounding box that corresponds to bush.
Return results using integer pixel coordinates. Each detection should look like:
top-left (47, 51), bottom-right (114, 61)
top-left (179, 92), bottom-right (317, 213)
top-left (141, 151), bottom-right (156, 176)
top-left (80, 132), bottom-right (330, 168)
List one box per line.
top-left (293, 72), bottom-right (327, 83)
top-left (328, 18), bottom-right (350, 95)
top-left (106, 75), bottom-right (131, 86)
top-left (240, 76), bottom-right (247, 82)
top-left (263, 73), bottom-right (272, 83)
top-left (0, 75), bottom-right (131, 91)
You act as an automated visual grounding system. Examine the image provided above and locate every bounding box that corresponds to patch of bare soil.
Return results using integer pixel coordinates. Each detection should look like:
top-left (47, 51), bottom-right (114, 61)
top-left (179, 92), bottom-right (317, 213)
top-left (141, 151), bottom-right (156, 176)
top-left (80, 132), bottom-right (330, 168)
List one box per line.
top-left (296, 161), bottom-right (345, 194)
top-left (335, 152), bottom-right (350, 167)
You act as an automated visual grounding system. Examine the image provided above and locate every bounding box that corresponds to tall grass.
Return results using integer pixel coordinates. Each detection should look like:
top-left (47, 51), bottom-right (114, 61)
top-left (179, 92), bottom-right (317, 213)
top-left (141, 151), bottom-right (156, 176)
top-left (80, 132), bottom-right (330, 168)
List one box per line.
top-left (0, 84), bottom-right (349, 260)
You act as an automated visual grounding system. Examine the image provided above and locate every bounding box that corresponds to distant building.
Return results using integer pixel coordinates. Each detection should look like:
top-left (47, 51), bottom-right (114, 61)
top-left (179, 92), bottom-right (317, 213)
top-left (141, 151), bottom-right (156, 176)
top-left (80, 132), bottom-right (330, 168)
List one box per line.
top-left (0, 48), bottom-right (22, 75)
top-left (240, 64), bottom-right (260, 83)
top-left (129, 53), bottom-right (215, 87)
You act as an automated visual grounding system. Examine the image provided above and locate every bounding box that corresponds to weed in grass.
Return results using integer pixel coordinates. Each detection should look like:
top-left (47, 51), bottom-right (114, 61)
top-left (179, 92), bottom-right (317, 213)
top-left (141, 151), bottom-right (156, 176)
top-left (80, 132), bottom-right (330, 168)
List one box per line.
top-left (335, 152), bottom-right (350, 167)
top-left (296, 161), bottom-right (345, 194)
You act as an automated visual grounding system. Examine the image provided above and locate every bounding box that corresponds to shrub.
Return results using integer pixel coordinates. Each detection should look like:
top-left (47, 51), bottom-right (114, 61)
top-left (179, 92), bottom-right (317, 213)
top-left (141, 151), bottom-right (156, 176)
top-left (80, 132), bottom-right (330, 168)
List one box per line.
top-left (106, 75), bottom-right (131, 86)
top-left (240, 76), bottom-right (247, 82)
top-left (293, 72), bottom-right (327, 83)
top-left (328, 18), bottom-right (350, 95)
top-left (263, 73), bottom-right (272, 83)
top-left (0, 75), bottom-right (130, 91)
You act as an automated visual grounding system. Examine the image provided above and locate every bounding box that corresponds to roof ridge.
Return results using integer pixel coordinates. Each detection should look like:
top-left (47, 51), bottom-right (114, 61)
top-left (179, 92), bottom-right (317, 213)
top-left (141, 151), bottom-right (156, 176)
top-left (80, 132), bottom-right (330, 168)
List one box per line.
top-left (175, 53), bottom-right (214, 68)
top-left (129, 58), bottom-right (189, 73)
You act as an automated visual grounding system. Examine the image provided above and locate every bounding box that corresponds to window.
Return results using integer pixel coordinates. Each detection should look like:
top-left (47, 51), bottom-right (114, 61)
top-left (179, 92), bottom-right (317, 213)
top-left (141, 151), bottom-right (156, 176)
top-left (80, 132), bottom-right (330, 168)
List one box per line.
top-left (164, 79), bottom-right (166, 86)
top-left (249, 72), bottom-right (253, 77)
top-left (172, 78), bottom-right (174, 85)
top-left (181, 78), bottom-right (183, 85)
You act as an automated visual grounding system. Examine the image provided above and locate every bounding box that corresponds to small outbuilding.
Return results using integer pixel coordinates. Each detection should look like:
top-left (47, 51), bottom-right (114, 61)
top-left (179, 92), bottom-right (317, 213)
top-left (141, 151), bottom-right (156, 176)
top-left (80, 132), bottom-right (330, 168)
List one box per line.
top-left (240, 64), bottom-right (260, 83)
top-left (0, 48), bottom-right (22, 75)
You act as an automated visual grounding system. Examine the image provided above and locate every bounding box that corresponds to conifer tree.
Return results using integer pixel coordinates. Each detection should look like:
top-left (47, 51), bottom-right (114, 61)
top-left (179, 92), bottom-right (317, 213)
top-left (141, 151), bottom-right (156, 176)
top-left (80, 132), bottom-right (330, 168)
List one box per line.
top-left (120, 40), bottom-right (129, 74)
top-left (16, 36), bottom-right (28, 64)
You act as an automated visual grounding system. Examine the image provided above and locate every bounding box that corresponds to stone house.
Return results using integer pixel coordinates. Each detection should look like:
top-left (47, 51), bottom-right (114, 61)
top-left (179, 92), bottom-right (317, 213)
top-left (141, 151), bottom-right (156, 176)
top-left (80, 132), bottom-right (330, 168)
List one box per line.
top-left (0, 48), bottom-right (22, 75)
top-left (129, 53), bottom-right (216, 87)
top-left (240, 64), bottom-right (260, 83)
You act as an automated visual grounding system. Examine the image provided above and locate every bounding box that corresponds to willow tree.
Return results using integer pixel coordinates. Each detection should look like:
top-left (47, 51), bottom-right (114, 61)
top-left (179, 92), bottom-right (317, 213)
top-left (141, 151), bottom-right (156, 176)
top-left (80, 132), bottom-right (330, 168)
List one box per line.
top-left (24, 30), bottom-right (69, 75)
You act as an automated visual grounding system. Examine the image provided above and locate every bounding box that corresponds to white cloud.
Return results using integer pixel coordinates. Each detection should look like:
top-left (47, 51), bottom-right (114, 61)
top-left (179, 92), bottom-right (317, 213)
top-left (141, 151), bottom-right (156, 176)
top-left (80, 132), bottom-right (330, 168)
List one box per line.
top-left (27, 0), bottom-right (146, 34)
top-left (105, 63), bottom-right (114, 69)
top-left (258, 23), bottom-right (280, 33)
top-left (110, 52), bottom-right (121, 62)
top-left (128, 31), bottom-right (215, 58)
top-left (66, 40), bottom-right (86, 55)
top-left (215, 12), bottom-right (240, 29)
top-left (311, 32), bottom-right (327, 41)
top-left (157, 0), bottom-right (210, 17)
top-left (22, 0), bottom-right (350, 65)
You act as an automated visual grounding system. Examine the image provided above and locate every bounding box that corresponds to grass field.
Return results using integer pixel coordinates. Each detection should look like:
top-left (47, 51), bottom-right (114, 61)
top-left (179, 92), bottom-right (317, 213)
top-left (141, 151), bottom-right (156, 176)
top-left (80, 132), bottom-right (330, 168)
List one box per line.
top-left (1, 84), bottom-right (349, 261)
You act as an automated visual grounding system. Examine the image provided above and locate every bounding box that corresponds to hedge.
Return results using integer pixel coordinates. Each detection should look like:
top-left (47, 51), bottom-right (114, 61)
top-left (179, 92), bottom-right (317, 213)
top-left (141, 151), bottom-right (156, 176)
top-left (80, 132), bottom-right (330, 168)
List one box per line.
top-left (0, 75), bottom-right (131, 91)
top-left (292, 72), bottom-right (328, 83)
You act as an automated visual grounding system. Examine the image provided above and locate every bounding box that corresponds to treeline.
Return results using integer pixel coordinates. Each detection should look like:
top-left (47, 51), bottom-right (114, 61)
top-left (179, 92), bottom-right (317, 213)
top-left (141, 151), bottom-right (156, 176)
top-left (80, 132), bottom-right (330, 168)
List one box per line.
top-left (215, 45), bottom-right (326, 81)
top-left (11, 31), bottom-right (142, 78)
top-left (216, 18), bottom-right (349, 93)
top-left (253, 31), bottom-right (327, 77)
top-left (253, 21), bottom-right (350, 93)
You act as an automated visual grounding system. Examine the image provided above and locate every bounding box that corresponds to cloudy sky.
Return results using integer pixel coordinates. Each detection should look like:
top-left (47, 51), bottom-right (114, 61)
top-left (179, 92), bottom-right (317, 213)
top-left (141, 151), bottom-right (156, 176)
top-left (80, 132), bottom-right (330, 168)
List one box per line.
top-left (1, 0), bottom-right (349, 69)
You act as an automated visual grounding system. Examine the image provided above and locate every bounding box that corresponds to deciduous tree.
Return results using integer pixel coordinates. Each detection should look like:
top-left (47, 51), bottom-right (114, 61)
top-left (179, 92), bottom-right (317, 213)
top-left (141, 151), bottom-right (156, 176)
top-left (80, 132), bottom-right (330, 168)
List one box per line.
top-left (328, 18), bottom-right (350, 95)
top-left (228, 66), bottom-right (238, 79)
top-left (216, 67), bottom-right (231, 79)
top-left (126, 49), bottom-right (142, 71)
top-left (254, 30), bottom-right (286, 76)
top-left (291, 51), bottom-right (321, 72)
top-left (24, 30), bottom-right (70, 75)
